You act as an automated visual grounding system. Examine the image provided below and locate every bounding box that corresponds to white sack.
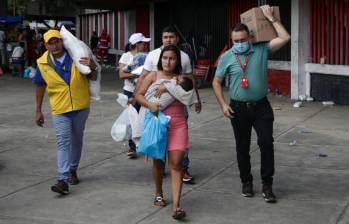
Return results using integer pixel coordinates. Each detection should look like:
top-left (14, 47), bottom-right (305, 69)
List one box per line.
top-left (60, 26), bottom-right (91, 75)
top-left (60, 26), bottom-right (101, 100)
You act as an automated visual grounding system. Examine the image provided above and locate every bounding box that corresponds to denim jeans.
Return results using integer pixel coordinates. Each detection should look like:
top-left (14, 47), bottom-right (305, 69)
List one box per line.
top-left (52, 109), bottom-right (90, 181)
top-left (182, 149), bottom-right (190, 170)
top-left (182, 106), bottom-right (190, 170)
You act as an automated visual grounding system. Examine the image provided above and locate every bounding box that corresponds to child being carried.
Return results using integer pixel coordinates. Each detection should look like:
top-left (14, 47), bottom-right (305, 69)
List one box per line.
top-left (135, 76), bottom-right (197, 139)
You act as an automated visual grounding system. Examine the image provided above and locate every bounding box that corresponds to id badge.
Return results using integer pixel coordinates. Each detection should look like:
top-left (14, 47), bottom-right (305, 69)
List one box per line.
top-left (241, 75), bottom-right (248, 89)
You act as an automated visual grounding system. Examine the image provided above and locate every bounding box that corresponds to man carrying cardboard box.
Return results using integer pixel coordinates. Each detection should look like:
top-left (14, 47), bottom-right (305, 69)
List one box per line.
top-left (212, 5), bottom-right (290, 203)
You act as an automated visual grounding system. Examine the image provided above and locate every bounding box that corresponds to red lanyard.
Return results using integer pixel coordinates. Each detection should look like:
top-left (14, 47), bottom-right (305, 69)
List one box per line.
top-left (234, 51), bottom-right (250, 74)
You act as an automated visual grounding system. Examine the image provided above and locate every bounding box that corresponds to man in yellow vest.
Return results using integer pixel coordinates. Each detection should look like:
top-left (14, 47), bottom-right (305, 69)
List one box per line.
top-left (33, 29), bottom-right (97, 195)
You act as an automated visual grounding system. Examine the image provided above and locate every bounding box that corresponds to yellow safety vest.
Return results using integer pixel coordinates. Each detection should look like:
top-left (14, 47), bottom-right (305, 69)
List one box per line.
top-left (37, 51), bottom-right (90, 115)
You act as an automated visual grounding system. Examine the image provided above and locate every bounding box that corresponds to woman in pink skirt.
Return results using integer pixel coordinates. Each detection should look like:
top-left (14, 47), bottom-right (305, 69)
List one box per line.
top-left (136, 45), bottom-right (190, 220)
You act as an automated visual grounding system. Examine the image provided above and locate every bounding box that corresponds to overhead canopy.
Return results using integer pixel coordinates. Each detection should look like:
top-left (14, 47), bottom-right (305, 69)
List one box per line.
top-left (0, 16), bottom-right (23, 25)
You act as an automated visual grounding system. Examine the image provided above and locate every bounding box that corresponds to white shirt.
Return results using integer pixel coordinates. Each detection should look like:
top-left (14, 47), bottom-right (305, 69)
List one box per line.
top-left (11, 46), bottom-right (24, 58)
top-left (119, 51), bottom-right (135, 92)
top-left (143, 48), bottom-right (192, 74)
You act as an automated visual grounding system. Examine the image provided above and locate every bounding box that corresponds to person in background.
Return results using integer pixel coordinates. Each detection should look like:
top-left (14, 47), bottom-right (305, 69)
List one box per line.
top-left (33, 29), bottom-right (97, 195)
top-left (118, 33), bottom-right (150, 158)
top-left (90, 31), bottom-right (98, 54)
top-left (11, 42), bottom-right (25, 76)
top-left (96, 29), bottom-right (111, 64)
top-left (212, 5), bottom-right (290, 203)
top-left (27, 39), bottom-right (39, 66)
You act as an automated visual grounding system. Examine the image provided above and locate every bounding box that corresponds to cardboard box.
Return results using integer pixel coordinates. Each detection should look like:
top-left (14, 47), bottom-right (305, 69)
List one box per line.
top-left (240, 6), bottom-right (281, 43)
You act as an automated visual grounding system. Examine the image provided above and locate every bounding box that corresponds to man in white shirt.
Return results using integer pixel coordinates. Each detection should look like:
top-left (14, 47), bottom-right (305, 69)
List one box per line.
top-left (137, 25), bottom-right (201, 183)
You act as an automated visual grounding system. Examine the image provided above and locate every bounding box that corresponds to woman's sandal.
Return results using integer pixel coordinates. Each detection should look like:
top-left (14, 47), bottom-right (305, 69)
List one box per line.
top-left (154, 195), bottom-right (167, 207)
top-left (172, 208), bottom-right (186, 220)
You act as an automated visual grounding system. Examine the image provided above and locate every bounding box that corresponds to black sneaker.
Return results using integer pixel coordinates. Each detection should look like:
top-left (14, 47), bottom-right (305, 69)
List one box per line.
top-left (262, 184), bottom-right (277, 203)
top-left (242, 182), bottom-right (254, 197)
top-left (127, 149), bottom-right (137, 159)
top-left (51, 180), bottom-right (69, 195)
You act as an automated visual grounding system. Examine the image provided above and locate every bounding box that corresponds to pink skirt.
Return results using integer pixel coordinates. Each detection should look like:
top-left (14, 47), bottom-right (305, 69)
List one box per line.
top-left (163, 100), bottom-right (189, 151)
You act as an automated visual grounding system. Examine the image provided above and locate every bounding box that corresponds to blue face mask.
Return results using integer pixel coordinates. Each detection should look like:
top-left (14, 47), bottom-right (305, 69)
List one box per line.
top-left (233, 41), bottom-right (250, 53)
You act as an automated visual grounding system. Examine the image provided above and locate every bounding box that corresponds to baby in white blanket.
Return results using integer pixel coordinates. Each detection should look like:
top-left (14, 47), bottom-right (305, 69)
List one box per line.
top-left (146, 76), bottom-right (195, 110)
top-left (134, 76), bottom-right (197, 139)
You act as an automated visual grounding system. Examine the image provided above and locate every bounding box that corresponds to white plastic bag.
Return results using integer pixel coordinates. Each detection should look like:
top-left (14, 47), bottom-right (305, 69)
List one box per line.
top-left (128, 106), bottom-right (140, 139)
top-left (89, 54), bottom-right (102, 100)
top-left (28, 66), bottom-right (36, 79)
top-left (60, 26), bottom-right (91, 75)
top-left (111, 106), bottom-right (132, 142)
top-left (116, 93), bottom-right (129, 108)
top-left (111, 105), bottom-right (139, 142)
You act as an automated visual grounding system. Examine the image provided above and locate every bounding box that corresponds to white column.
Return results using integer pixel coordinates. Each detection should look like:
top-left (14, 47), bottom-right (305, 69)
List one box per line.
top-left (290, 0), bottom-right (310, 99)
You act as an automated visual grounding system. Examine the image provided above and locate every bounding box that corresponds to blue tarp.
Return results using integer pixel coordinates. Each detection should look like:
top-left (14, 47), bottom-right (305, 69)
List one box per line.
top-left (0, 16), bottom-right (23, 25)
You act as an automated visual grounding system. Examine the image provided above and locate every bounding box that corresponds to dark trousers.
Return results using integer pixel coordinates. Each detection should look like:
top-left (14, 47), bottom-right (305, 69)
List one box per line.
top-left (229, 97), bottom-right (274, 185)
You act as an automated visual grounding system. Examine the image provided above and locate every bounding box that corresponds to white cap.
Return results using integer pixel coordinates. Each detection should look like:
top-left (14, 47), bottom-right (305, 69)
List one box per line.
top-left (129, 33), bottom-right (151, 45)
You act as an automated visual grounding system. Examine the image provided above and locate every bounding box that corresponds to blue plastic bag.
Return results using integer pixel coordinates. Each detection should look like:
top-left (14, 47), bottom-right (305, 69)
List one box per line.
top-left (23, 68), bottom-right (30, 78)
top-left (137, 111), bottom-right (170, 161)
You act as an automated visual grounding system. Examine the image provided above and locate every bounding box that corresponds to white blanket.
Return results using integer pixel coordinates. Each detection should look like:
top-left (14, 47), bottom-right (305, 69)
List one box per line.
top-left (134, 79), bottom-right (197, 139)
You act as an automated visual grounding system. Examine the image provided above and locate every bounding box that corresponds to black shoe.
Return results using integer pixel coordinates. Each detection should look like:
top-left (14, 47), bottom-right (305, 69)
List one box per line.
top-left (69, 170), bottom-right (80, 185)
top-left (241, 182), bottom-right (254, 197)
top-left (51, 180), bottom-right (69, 195)
top-left (262, 184), bottom-right (277, 203)
top-left (127, 149), bottom-right (137, 159)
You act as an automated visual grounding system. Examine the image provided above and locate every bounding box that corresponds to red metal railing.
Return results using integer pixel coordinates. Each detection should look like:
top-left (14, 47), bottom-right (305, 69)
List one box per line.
top-left (310, 0), bottom-right (349, 65)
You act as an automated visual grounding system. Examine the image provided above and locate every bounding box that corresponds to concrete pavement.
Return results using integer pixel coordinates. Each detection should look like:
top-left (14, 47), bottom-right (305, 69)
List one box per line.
top-left (0, 71), bottom-right (349, 224)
